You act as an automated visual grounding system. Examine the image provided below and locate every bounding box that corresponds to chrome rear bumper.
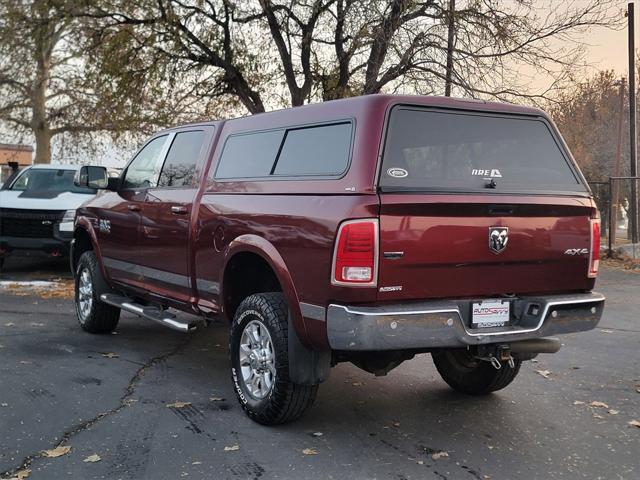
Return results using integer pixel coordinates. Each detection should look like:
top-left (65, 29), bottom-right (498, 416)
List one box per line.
top-left (327, 292), bottom-right (605, 351)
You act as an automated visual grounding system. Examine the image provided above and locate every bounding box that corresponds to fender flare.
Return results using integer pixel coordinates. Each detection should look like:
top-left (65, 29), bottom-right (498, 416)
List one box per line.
top-left (72, 218), bottom-right (109, 283)
top-left (221, 235), bottom-right (330, 384)
top-left (221, 234), bottom-right (309, 346)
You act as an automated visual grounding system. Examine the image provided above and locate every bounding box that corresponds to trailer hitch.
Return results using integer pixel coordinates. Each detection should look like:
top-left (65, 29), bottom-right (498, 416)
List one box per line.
top-left (474, 344), bottom-right (515, 370)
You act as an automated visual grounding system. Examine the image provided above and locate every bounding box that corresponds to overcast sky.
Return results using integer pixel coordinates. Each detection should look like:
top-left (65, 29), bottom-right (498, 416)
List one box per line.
top-left (583, 11), bottom-right (628, 77)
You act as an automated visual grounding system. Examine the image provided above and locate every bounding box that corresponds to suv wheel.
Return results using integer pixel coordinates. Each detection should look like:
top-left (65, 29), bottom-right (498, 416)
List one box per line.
top-left (75, 251), bottom-right (120, 334)
top-left (431, 348), bottom-right (521, 395)
top-left (230, 292), bottom-right (318, 425)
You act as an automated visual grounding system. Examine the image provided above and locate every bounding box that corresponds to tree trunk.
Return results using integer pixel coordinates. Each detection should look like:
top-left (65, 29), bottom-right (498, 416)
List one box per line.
top-left (31, 78), bottom-right (52, 164)
top-left (237, 89), bottom-right (266, 114)
top-left (31, 1), bottom-right (52, 164)
top-left (32, 64), bottom-right (51, 164)
top-left (363, 0), bottom-right (401, 94)
top-left (33, 124), bottom-right (51, 164)
top-left (227, 70), bottom-right (266, 114)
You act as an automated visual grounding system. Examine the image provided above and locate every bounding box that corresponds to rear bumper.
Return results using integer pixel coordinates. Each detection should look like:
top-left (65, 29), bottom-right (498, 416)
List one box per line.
top-left (326, 292), bottom-right (605, 351)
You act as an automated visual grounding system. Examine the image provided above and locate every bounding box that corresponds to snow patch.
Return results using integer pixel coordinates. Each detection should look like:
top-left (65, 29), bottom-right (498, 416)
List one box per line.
top-left (0, 281), bottom-right (61, 288)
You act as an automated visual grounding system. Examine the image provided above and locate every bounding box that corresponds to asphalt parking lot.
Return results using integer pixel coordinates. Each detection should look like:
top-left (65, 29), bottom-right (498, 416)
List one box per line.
top-left (0, 256), bottom-right (639, 480)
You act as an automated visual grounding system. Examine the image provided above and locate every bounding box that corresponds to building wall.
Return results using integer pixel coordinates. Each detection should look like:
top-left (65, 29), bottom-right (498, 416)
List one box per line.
top-left (0, 143), bottom-right (33, 184)
top-left (0, 145), bottom-right (33, 166)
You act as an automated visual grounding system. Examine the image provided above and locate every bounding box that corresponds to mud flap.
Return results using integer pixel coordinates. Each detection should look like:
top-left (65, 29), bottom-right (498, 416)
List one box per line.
top-left (288, 315), bottom-right (331, 385)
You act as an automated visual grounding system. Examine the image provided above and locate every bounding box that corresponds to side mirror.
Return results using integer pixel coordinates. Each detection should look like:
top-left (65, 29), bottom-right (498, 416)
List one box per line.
top-left (74, 166), bottom-right (109, 189)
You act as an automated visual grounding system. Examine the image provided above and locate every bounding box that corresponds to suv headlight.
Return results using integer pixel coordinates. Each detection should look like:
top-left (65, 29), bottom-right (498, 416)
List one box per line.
top-left (61, 209), bottom-right (76, 222)
top-left (59, 209), bottom-right (76, 232)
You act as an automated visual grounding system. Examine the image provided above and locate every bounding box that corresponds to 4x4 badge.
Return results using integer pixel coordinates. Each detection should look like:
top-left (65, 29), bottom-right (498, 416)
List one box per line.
top-left (489, 227), bottom-right (508, 254)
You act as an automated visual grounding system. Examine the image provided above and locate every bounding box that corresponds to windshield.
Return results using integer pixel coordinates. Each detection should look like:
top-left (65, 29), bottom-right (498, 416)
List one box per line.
top-left (380, 108), bottom-right (586, 194)
top-left (9, 168), bottom-right (96, 195)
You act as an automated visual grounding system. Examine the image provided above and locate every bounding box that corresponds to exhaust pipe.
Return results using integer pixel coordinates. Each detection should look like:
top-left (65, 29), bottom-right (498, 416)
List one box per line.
top-left (509, 338), bottom-right (561, 354)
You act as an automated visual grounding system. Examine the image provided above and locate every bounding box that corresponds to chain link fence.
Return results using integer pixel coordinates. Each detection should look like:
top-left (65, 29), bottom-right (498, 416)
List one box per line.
top-left (589, 177), bottom-right (640, 258)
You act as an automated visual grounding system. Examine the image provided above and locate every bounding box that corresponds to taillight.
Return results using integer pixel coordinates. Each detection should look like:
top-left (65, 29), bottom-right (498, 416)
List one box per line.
top-left (331, 219), bottom-right (378, 286)
top-left (588, 217), bottom-right (600, 278)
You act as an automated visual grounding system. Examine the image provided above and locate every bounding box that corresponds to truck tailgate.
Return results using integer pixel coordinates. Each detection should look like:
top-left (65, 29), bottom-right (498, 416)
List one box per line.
top-left (377, 194), bottom-right (596, 301)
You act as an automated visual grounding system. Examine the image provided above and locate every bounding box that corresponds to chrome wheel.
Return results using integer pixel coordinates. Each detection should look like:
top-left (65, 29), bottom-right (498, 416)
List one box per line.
top-left (239, 319), bottom-right (276, 400)
top-left (77, 267), bottom-right (93, 320)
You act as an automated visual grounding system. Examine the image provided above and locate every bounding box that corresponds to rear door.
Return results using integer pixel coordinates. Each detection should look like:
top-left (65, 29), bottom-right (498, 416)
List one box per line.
top-left (138, 128), bottom-right (212, 302)
top-left (376, 107), bottom-right (595, 301)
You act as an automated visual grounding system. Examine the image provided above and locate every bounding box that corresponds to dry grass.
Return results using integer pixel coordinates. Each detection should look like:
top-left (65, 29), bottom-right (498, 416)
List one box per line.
top-left (0, 279), bottom-right (75, 299)
top-left (602, 255), bottom-right (640, 273)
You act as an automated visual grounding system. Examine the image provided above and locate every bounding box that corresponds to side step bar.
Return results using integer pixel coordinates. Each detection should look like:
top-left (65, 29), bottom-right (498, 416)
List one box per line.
top-left (100, 293), bottom-right (199, 333)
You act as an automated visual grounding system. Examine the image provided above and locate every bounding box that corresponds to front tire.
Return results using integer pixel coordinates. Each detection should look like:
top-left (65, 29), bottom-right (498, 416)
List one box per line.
top-left (432, 348), bottom-right (521, 395)
top-left (75, 251), bottom-right (120, 334)
top-left (230, 293), bottom-right (318, 425)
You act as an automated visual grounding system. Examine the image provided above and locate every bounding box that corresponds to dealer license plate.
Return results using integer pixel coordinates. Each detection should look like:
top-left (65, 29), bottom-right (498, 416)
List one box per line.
top-left (471, 300), bottom-right (510, 328)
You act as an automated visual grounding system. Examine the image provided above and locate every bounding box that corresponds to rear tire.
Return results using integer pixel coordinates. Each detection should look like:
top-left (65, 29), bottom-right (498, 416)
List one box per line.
top-left (432, 348), bottom-right (521, 395)
top-left (75, 251), bottom-right (120, 334)
top-left (230, 292), bottom-right (318, 425)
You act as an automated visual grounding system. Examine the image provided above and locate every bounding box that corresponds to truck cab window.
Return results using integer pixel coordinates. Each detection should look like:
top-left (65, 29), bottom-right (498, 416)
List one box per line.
top-left (122, 135), bottom-right (168, 189)
top-left (158, 131), bottom-right (204, 188)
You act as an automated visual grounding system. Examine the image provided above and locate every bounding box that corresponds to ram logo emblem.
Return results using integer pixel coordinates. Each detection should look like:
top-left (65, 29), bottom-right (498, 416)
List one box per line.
top-left (489, 227), bottom-right (509, 254)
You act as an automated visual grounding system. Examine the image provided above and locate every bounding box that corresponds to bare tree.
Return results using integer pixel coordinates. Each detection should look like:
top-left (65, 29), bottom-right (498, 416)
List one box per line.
top-left (314, 0), bottom-right (622, 103)
top-left (549, 70), bottom-right (629, 182)
top-left (77, 0), bottom-right (270, 114)
top-left (15, 0), bottom-right (623, 144)
top-left (0, 1), bottom-right (74, 163)
top-left (0, 1), bottom-right (124, 163)
top-left (0, 0), bottom-right (206, 163)
top-left (549, 68), bottom-right (640, 236)
top-left (257, 0), bottom-right (621, 104)
top-left (235, 0), bottom-right (337, 106)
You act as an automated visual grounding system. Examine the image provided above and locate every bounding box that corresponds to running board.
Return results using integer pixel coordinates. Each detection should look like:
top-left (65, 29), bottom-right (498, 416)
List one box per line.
top-left (100, 293), bottom-right (198, 333)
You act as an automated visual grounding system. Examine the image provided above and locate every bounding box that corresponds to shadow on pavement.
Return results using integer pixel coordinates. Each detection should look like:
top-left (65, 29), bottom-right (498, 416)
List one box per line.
top-left (0, 253), bottom-right (71, 281)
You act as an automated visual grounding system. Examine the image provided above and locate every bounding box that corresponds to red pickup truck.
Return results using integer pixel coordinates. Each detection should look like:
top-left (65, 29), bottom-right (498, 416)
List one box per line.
top-left (72, 95), bottom-right (604, 424)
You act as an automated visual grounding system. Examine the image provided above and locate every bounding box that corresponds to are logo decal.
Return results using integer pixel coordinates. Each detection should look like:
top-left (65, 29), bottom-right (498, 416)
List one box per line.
top-left (387, 167), bottom-right (408, 178)
top-left (472, 169), bottom-right (502, 178)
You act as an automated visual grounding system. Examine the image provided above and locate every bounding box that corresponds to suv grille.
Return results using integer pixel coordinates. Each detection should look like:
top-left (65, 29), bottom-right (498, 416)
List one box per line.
top-left (0, 208), bottom-right (65, 238)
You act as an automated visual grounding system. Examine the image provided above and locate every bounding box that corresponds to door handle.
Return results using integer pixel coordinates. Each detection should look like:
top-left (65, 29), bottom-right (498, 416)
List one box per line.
top-left (142, 226), bottom-right (159, 239)
top-left (128, 204), bottom-right (141, 212)
top-left (171, 206), bottom-right (188, 215)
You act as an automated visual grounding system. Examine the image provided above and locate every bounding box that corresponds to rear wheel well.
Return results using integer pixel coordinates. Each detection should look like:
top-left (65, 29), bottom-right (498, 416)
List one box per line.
top-left (223, 252), bottom-right (282, 321)
top-left (72, 228), bottom-right (93, 273)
